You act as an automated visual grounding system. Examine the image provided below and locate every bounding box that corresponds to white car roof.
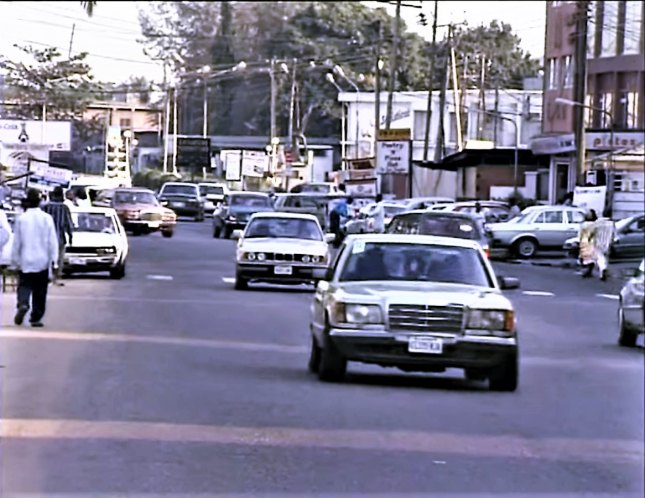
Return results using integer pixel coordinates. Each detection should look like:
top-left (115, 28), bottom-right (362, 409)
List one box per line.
top-left (69, 206), bottom-right (118, 216)
top-left (249, 212), bottom-right (320, 222)
top-left (344, 233), bottom-right (482, 250)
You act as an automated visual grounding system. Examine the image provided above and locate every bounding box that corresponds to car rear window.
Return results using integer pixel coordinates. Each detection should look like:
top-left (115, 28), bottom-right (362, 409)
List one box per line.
top-left (388, 214), bottom-right (480, 240)
top-left (162, 184), bottom-right (197, 196)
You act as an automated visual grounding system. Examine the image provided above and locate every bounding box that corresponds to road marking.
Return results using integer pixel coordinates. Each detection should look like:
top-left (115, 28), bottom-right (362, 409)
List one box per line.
top-left (222, 277), bottom-right (236, 283)
top-left (597, 293), bottom-right (619, 300)
top-left (521, 291), bottom-right (555, 297)
top-left (1, 418), bottom-right (642, 465)
top-left (146, 274), bottom-right (174, 281)
top-left (0, 329), bottom-right (307, 354)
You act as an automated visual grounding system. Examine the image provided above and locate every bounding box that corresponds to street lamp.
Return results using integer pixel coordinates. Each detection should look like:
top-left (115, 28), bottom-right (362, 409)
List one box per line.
top-left (199, 61), bottom-right (247, 138)
top-left (555, 97), bottom-right (615, 210)
top-left (333, 65), bottom-right (361, 160)
top-left (326, 73), bottom-right (348, 171)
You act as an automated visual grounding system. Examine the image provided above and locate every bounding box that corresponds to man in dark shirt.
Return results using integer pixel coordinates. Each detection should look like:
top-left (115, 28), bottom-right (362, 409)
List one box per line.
top-left (42, 186), bottom-right (74, 286)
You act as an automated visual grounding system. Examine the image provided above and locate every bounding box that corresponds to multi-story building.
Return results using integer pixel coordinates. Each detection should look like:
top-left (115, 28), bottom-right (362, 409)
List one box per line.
top-left (531, 0), bottom-right (644, 215)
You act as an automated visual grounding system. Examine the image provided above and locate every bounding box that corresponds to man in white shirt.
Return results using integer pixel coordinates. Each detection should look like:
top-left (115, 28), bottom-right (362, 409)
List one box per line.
top-left (11, 188), bottom-right (59, 327)
top-left (371, 194), bottom-right (386, 233)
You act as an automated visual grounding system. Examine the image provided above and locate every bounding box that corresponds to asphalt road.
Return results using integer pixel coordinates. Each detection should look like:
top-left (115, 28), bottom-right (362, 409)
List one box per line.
top-left (1, 220), bottom-right (643, 497)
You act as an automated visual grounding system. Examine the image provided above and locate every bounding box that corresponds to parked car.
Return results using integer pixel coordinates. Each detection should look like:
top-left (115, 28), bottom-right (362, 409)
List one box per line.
top-left (344, 201), bottom-right (408, 234)
top-left (158, 182), bottom-right (205, 221)
top-left (488, 205), bottom-right (586, 258)
top-left (399, 196), bottom-right (455, 211)
top-left (232, 212), bottom-right (334, 290)
top-left (111, 187), bottom-right (177, 237)
top-left (198, 182), bottom-right (229, 214)
top-left (308, 234), bottom-right (520, 390)
top-left (290, 182), bottom-right (341, 195)
top-left (274, 193), bottom-right (350, 231)
top-left (63, 207), bottom-right (128, 279)
top-left (212, 191), bottom-right (273, 238)
top-left (618, 259), bottom-right (645, 347)
top-left (440, 201), bottom-right (511, 223)
top-left (563, 214), bottom-right (645, 260)
top-left (386, 210), bottom-right (493, 257)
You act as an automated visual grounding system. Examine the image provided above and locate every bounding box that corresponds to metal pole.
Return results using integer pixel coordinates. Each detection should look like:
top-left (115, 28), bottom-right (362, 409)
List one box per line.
top-left (423, 0), bottom-right (439, 162)
top-left (513, 118), bottom-right (518, 198)
top-left (172, 86), bottom-right (178, 175)
top-left (374, 21), bottom-right (382, 155)
top-left (41, 101), bottom-right (46, 144)
top-left (341, 103), bottom-right (347, 171)
top-left (385, 0), bottom-right (401, 129)
top-left (202, 77), bottom-right (208, 138)
top-left (270, 58), bottom-right (277, 142)
top-left (163, 82), bottom-right (171, 174)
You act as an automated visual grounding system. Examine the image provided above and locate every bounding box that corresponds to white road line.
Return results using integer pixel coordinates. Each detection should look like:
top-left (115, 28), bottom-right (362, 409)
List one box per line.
top-left (147, 275), bottom-right (174, 281)
top-left (522, 291), bottom-right (555, 297)
top-left (597, 293), bottom-right (619, 300)
top-left (222, 277), bottom-right (236, 284)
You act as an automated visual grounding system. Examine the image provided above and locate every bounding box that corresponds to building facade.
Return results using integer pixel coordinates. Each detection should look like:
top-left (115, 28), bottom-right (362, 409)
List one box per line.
top-left (532, 0), bottom-right (645, 214)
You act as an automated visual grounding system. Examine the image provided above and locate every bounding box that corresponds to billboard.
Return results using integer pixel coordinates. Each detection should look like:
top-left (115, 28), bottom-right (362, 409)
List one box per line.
top-left (0, 120), bottom-right (71, 151)
top-left (176, 137), bottom-right (211, 170)
top-left (0, 143), bottom-right (50, 181)
top-left (241, 150), bottom-right (268, 178)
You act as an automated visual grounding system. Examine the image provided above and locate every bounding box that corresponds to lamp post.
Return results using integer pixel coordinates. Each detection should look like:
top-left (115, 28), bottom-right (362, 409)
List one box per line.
top-left (333, 65), bottom-right (361, 159)
top-left (326, 73), bottom-right (347, 171)
top-left (199, 61), bottom-right (246, 138)
top-left (555, 97), bottom-right (614, 208)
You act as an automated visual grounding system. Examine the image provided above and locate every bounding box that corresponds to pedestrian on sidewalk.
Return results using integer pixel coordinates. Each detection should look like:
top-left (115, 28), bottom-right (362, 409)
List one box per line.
top-left (592, 208), bottom-right (616, 281)
top-left (579, 210), bottom-right (598, 278)
top-left (11, 188), bottom-right (59, 327)
top-left (372, 194), bottom-right (385, 233)
top-left (42, 186), bottom-right (74, 286)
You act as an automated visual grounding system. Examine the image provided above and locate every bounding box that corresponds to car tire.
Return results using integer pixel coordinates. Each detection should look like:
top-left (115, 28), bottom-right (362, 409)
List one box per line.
top-left (162, 230), bottom-right (174, 238)
top-left (464, 368), bottom-right (487, 382)
top-left (618, 308), bottom-right (637, 347)
top-left (318, 333), bottom-right (347, 382)
top-left (513, 238), bottom-right (538, 259)
top-left (488, 354), bottom-right (518, 392)
top-left (308, 335), bottom-right (321, 373)
top-left (223, 225), bottom-right (232, 239)
top-left (109, 263), bottom-right (126, 280)
top-left (234, 272), bottom-right (248, 290)
top-left (213, 224), bottom-right (221, 238)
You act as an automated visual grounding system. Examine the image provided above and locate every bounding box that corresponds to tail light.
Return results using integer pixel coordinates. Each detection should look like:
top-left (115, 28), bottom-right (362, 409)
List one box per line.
top-left (483, 246), bottom-right (491, 258)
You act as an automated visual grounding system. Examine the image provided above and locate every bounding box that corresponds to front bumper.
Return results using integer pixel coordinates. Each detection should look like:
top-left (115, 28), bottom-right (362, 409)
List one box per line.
top-left (63, 255), bottom-right (119, 272)
top-left (162, 202), bottom-right (202, 216)
top-left (123, 219), bottom-right (175, 231)
top-left (237, 262), bottom-right (326, 284)
top-left (328, 328), bottom-right (517, 370)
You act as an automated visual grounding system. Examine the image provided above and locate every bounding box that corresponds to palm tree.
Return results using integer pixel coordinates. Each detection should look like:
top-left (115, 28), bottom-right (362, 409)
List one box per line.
top-left (80, 1), bottom-right (96, 17)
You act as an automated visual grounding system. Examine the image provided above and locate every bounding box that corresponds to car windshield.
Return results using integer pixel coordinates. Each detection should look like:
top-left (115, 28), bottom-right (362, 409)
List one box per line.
top-left (200, 185), bottom-right (224, 196)
top-left (392, 215), bottom-right (480, 239)
top-left (339, 242), bottom-right (492, 286)
top-left (113, 191), bottom-right (157, 205)
top-left (231, 195), bottom-right (270, 208)
top-left (245, 217), bottom-right (322, 241)
top-left (383, 205), bottom-right (407, 217)
top-left (162, 184), bottom-right (197, 196)
top-left (72, 212), bottom-right (117, 234)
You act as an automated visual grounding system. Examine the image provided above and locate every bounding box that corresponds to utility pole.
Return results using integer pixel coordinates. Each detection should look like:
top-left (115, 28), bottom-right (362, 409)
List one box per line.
top-left (449, 28), bottom-right (463, 150)
top-left (288, 58), bottom-right (298, 158)
top-left (68, 23), bottom-right (76, 58)
top-left (374, 20), bottom-right (382, 152)
top-left (385, 0), bottom-right (401, 129)
top-left (433, 28), bottom-right (450, 164)
top-left (270, 57), bottom-right (277, 142)
top-left (422, 0), bottom-right (439, 161)
top-left (477, 54), bottom-right (487, 139)
top-left (573, 0), bottom-right (590, 182)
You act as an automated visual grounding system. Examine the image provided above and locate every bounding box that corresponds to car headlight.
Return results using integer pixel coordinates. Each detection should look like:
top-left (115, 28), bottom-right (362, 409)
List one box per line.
top-left (246, 252), bottom-right (256, 261)
top-left (160, 200), bottom-right (168, 206)
top-left (301, 255), bottom-right (311, 263)
top-left (311, 255), bottom-right (322, 264)
top-left (467, 309), bottom-right (515, 335)
top-left (256, 252), bottom-right (266, 262)
top-left (332, 303), bottom-right (383, 325)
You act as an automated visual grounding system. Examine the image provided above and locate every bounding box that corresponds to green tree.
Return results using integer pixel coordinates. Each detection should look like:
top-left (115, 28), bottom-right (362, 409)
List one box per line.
top-left (80, 1), bottom-right (96, 17)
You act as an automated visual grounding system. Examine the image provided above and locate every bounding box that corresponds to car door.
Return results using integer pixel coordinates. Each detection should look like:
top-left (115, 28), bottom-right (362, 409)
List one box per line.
top-left (616, 216), bottom-right (645, 258)
top-left (532, 210), bottom-right (567, 247)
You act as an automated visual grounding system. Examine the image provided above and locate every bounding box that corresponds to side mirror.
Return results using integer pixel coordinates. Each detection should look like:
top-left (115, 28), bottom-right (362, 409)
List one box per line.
top-left (312, 267), bottom-right (333, 281)
top-left (498, 276), bottom-right (520, 290)
top-left (324, 233), bottom-right (335, 243)
top-left (231, 229), bottom-right (243, 240)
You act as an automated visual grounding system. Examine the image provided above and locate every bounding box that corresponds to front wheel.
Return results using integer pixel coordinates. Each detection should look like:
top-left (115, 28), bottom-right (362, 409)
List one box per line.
top-left (618, 308), bottom-right (637, 347)
top-left (308, 335), bottom-right (321, 373)
top-left (513, 238), bottom-right (538, 259)
top-left (213, 224), bottom-right (221, 238)
top-left (318, 334), bottom-right (347, 382)
top-left (488, 354), bottom-right (518, 392)
top-left (162, 230), bottom-right (174, 238)
top-left (109, 263), bottom-right (126, 280)
top-left (234, 272), bottom-right (248, 290)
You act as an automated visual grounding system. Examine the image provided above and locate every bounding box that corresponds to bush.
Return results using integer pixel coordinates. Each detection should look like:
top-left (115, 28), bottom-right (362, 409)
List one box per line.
top-left (132, 169), bottom-right (182, 191)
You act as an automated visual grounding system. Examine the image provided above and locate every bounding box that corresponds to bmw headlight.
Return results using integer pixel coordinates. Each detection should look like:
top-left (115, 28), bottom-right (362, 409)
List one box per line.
top-left (256, 252), bottom-right (266, 262)
top-left (301, 255), bottom-right (311, 263)
top-left (467, 309), bottom-right (515, 335)
top-left (332, 303), bottom-right (383, 325)
top-left (246, 252), bottom-right (256, 261)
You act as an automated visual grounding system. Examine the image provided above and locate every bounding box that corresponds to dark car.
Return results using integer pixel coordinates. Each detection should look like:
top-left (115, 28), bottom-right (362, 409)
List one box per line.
top-left (212, 191), bottom-right (274, 238)
top-left (386, 210), bottom-right (493, 257)
top-left (563, 214), bottom-right (645, 260)
top-left (157, 182), bottom-right (205, 222)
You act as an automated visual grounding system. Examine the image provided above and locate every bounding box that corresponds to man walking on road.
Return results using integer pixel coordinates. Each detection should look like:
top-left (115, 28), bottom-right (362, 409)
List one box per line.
top-left (11, 188), bottom-right (59, 327)
top-left (42, 186), bottom-right (74, 286)
top-left (593, 208), bottom-right (616, 281)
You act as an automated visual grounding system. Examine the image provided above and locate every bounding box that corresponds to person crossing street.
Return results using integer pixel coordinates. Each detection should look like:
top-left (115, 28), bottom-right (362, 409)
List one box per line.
top-left (42, 186), bottom-right (74, 286)
top-left (593, 209), bottom-right (616, 281)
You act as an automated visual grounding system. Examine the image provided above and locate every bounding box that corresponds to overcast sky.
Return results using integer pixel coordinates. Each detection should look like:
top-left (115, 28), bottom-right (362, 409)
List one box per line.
top-left (0, 1), bottom-right (546, 84)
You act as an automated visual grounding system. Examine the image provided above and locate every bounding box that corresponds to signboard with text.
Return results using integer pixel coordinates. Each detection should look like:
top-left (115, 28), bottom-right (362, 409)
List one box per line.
top-left (241, 150), bottom-right (268, 178)
top-left (573, 185), bottom-right (607, 214)
top-left (0, 119), bottom-right (71, 151)
top-left (223, 150), bottom-right (242, 181)
top-left (176, 137), bottom-right (211, 170)
top-left (376, 140), bottom-right (410, 175)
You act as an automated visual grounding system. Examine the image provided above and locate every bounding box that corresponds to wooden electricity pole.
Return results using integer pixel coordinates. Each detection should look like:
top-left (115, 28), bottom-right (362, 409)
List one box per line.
top-left (385, 0), bottom-right (401, 129)
top-left (422, 0), bottom-right (439, 161)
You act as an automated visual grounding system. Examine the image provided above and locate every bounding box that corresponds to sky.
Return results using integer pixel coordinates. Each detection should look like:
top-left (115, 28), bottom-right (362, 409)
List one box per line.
top-left (0, 1), bottom-right (547, 85)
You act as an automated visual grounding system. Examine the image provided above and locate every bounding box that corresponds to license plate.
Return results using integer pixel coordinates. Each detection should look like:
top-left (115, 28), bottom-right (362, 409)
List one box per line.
top-left (173, 202), bottom-right (186, 207)
top-left (408, 336), bottom-right (443, 354)
top-left (148, 222), bottom-right (160, 228)
top-left (274, 265), bottom-right (292, 275)
top-left (69, 257), bottom-right (86, 265)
